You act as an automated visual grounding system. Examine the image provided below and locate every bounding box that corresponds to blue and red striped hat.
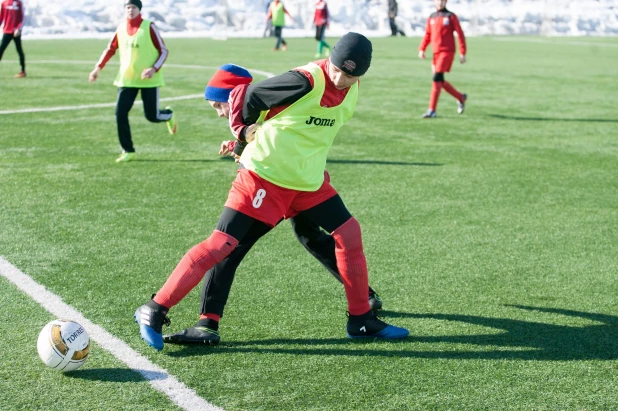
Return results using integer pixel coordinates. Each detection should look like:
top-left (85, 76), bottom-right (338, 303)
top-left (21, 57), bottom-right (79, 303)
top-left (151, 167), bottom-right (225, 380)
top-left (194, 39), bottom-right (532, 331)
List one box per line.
top-left (205, 64), bottom-right (253, 103)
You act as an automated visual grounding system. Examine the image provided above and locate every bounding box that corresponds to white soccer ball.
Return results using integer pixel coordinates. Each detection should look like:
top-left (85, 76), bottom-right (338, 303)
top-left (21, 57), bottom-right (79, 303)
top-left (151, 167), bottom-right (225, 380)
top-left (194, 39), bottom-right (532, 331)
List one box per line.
top-left (36, 319), bottom-right (90, 372)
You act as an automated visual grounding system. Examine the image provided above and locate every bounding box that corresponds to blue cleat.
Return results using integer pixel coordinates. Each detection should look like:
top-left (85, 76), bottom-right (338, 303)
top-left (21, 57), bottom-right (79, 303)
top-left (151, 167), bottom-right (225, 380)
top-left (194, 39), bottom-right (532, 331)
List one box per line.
top-left (134, 302), bottom-right (170, 351)
top-left (346, 310), bottom-right (409, 339)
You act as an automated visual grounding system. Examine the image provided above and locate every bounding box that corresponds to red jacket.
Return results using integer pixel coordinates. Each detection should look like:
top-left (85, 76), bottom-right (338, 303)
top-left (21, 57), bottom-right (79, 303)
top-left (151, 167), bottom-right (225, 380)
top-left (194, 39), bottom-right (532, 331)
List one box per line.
top-left (314, 1), bottom-right (329, 26)
top-left (0, 0), bottom-right (24, 34)
top-left (419, 8), bottom-right (466, 55)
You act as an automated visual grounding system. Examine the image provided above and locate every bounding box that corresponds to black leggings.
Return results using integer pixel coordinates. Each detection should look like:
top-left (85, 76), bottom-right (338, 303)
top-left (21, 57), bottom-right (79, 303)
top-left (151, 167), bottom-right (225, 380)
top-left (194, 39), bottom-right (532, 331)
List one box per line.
top-left (115, 87), bottom-right (173, 153)
top-left (0, 33), bottom-right (25, 72)
top-left (200, 195), bottom-right (352, 317)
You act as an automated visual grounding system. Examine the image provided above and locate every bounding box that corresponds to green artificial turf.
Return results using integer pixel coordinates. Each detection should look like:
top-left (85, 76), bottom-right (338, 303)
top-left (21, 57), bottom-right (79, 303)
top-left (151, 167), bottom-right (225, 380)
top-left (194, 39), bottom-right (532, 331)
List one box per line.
top-left (0, 36), bottom-right (617, 410)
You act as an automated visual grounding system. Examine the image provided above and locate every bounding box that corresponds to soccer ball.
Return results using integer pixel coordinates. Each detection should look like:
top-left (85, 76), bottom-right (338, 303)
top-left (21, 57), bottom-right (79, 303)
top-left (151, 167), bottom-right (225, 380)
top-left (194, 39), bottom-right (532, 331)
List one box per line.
top-left (36, 319), bottom-right (90, 372)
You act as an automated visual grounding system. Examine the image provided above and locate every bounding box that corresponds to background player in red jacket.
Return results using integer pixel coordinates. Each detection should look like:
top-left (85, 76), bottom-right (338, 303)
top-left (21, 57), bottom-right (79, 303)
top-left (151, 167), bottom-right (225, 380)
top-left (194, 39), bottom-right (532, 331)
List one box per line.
top-left (313, 0), bottom-right (330, 58)
top-left (0, 0), bottom-right (26, 78)
top-left (418, 0), bottom-right (467, 118)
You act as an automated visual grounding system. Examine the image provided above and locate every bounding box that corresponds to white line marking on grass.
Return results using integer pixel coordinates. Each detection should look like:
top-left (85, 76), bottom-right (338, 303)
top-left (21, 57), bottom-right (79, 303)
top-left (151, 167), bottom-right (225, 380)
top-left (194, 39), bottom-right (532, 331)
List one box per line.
top-left (0, 60), bottom-right (274, 115)
top-left (0, 256), bottom-right (224, 411)
top-left (0, 94), bottom-right (204, 115)
top-left (492, 37), bottom-right (618, 47)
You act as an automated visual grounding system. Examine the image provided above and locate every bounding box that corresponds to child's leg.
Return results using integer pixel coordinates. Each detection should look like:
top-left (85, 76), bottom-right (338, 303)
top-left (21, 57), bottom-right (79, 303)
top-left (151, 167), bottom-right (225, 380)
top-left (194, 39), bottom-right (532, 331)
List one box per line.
top-left (153, 230), bottom-right (239, 309)
top-left (13, 36), bottom-right (25, 72)
top-left (429, 72), bottom-right (445, 111)
top-left (442, 79), bottom-right (464, 102)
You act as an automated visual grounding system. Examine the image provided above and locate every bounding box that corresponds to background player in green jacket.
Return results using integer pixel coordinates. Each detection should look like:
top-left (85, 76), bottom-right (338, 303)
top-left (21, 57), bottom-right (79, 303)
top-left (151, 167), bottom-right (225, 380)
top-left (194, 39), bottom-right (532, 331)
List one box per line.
top-left (88, 0), bottom-right (178, 162)
top-left (267, 0), bottom-right (294, 51)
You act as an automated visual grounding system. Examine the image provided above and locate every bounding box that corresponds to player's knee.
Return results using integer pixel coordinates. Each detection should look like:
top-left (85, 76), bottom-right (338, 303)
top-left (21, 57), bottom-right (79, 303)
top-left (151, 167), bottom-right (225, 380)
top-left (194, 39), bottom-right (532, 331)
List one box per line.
top-left (433, 72), bottom-right (444, 82)
top-left (189, 230), bottom-right (239, 266)
top-left (331, 217), bottom-right (363, 251)
top-left (207, 230), bottom-right (239, 262)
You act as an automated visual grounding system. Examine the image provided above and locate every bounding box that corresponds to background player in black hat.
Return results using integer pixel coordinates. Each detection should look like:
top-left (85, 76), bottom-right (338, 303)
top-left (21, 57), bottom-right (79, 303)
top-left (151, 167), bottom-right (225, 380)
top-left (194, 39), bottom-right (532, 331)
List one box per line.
top-left (161, 63), bottom-right (384, 346)
top-left (134, 33), bottom-right (409, 350)
top-left (388, 0), bottom-right (406, 37)
top-left (88, 0), bottom-right (178, 162)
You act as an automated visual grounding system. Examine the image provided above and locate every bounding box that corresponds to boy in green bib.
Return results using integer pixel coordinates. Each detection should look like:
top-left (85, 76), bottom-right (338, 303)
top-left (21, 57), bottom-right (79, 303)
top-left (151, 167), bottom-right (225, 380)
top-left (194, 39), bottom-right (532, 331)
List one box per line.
top-left (266, 0), bottom-right (294, 51)
top-left (88, 0), bottom-right (178, 162)
top-left (135, 33), bottom-right (409, 351)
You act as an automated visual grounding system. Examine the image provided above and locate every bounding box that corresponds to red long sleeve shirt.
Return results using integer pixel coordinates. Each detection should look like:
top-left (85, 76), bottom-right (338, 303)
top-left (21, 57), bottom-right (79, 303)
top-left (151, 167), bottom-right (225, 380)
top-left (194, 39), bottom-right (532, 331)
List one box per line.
top-left (314, 1), bottom-right (329, 26)
top-left (0, 0), bottom-right (24, 34)
top-left (95, 14), bottom-right (168, 72)
top-left (419, 8), bottom-right (466, 55)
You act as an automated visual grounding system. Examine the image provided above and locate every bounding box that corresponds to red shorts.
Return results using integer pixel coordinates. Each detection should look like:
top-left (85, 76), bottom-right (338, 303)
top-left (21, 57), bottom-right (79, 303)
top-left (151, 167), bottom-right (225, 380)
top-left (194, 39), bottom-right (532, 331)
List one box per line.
top-left (224, 169), bottom-right (337, 227)
top-left (432, 52), bottom-right (455, 73)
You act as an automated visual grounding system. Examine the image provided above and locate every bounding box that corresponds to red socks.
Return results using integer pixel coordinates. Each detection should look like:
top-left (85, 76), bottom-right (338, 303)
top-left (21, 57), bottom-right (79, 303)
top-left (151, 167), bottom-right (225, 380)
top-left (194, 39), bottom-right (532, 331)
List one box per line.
top-left (429, 81), bottom-right (443, 111)
top-left (442, 81), bottom-right (464, 102)
top-left (153, 230), bottom-right (238, 309)
top-left (331, 217), bottom-right (371, 315)
top-left (199, 313), bottom-right (221, 322)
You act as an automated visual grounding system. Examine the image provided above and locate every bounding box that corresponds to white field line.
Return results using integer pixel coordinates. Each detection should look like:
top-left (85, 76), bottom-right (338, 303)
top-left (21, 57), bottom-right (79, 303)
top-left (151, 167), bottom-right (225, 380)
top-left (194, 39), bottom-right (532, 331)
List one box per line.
top-left (0, 95), bottom-right (204, 114)
top-left (0, 256), bottom-right (223, 411)
top-left (492, 37), bottom-right (618, 47)
top-left (0, 60), bottom-right (275, 115)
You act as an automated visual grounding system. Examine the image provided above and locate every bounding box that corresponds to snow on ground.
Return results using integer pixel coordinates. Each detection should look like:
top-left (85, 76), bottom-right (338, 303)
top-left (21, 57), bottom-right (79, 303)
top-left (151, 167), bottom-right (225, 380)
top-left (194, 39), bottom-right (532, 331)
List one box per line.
top-left (19, 0), bottom-right (618, 38)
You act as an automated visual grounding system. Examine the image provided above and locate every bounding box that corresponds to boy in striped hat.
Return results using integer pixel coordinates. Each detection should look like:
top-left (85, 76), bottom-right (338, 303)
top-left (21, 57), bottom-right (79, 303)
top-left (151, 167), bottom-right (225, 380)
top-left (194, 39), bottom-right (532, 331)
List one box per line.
top-left (135, 34), bottom-right (408, 351)
top-left (160, 64), bottom-right (384, 345)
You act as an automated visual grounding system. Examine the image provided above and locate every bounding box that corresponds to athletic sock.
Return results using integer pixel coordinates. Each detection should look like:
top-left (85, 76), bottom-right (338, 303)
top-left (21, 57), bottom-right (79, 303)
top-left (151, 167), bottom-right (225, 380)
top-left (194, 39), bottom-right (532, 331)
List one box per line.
top-left (429, 81), bottom-right (443, 111)
top-left (153, 230), bottom-right (238, 309)
top-left (442, 81), bottom-right (464, 102)
top-left (331, 218), bottom-right (371, 316)
top-left (317, 41), bottom-right (323, 55)
top-left (199, 313), bottom-right (221, 322)
top-left (196, 318), bottom-right (219, 331)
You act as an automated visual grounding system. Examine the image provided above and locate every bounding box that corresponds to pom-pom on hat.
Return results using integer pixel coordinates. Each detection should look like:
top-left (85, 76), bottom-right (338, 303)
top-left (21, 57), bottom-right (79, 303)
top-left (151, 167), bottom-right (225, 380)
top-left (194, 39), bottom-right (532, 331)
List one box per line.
top-left (205, 64), bottom-right (253, 103)
top-left (124, 0), bottom-right (142, 10)
top-left (329, 32), bottom-right (372, 77)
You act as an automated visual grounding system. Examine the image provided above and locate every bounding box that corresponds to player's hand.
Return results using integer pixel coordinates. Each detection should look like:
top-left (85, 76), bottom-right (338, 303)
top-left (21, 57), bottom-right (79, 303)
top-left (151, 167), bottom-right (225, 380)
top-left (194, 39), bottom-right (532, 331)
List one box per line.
top-left (219, 140), bottom-right (241, 163)
top-left (244, 123), bottom-right (259, 143)
top-left (460, 55), bottom-right (466, 64)
top-left (88, 67), bottom-right (100, 83)
top-left (219, 140), bottom-right (233, 156)
top-left (141, 68), bottom-right (155, 79)
top-left (14, 29), bottom-right (21, 37)
top-left (418, 50), bottom-right (425, 59)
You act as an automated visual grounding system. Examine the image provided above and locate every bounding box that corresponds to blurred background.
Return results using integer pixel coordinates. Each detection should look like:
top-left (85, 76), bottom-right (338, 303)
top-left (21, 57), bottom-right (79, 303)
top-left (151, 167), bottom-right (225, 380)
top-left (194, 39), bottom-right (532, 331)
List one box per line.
top-left (22, 0), bottom-right (618, 39)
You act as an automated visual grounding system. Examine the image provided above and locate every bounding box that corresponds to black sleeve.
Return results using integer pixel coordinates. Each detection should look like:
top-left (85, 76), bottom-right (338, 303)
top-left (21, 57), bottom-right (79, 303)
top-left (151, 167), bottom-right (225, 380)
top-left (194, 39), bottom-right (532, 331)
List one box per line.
top-left (242, 70), bottom-right (313, 125)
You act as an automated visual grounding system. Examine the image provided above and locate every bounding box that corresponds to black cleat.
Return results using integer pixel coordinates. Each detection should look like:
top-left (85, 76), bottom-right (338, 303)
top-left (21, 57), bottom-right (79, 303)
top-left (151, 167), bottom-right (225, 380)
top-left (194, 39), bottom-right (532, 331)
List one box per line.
top-left (346, 310), bottom-right (409, 339)
top-left (368, 288), bottom-right (383, 311)
top-left (164, 325), bottom-right (220, 346)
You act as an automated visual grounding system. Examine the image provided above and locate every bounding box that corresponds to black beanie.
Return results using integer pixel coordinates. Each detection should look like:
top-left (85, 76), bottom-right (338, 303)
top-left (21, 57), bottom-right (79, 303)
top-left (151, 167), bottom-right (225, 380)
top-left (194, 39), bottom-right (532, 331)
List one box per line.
top-left (329, 32), bottom-right (373, 77)
top-left (125, 0), bottom-right (142, 10)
